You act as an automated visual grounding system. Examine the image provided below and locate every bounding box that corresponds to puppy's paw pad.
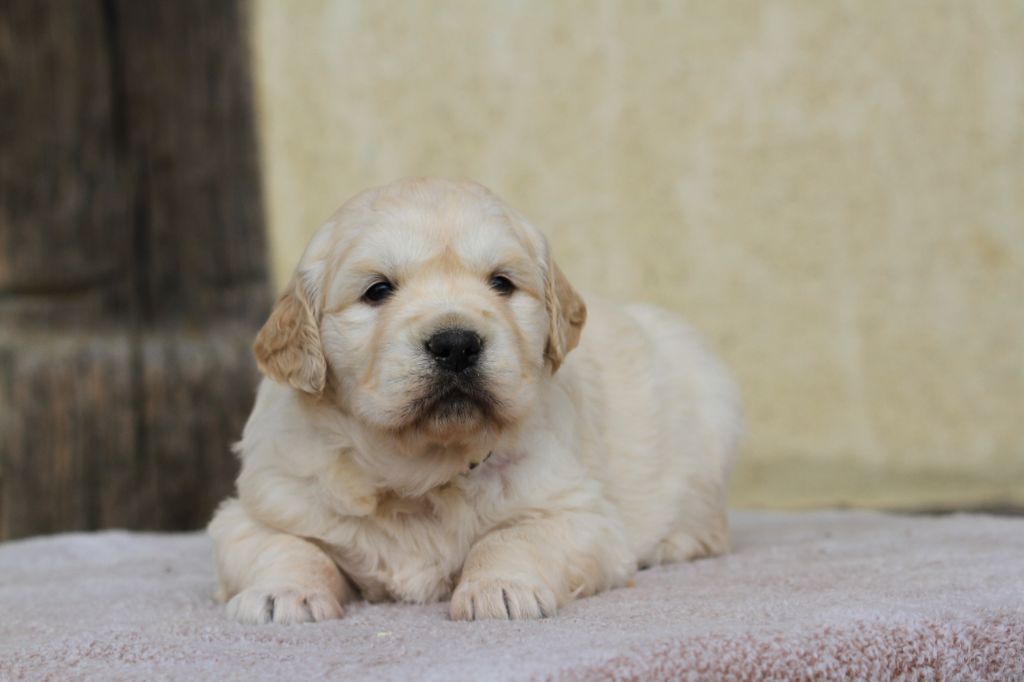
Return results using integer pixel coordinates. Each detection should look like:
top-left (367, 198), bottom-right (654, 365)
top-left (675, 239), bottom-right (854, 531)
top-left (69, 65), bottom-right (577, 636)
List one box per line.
top-left (226, 585), bottom-right (343, 625)
top-left (450, 578), bottom-right (556, 621)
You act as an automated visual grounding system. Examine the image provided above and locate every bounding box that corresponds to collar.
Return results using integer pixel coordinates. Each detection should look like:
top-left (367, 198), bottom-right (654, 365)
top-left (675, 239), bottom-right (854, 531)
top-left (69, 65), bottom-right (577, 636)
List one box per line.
top-left (465, 451), bottom-right (493, 474)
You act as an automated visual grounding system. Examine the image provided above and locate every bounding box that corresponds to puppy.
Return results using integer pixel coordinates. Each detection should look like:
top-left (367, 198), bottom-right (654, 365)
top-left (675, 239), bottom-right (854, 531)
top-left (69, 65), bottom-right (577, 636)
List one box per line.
top-left (209, 178), bottom-right (741, 623)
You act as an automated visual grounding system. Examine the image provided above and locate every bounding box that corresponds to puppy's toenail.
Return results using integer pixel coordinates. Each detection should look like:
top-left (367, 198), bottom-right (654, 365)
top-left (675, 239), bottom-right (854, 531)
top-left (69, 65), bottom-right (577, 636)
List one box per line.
top-left (502, 589), bottom-right (512, 619)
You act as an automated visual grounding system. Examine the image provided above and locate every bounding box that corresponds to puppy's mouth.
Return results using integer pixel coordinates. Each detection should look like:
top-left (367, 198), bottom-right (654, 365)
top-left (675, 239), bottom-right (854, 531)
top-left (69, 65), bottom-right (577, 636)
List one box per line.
top-left (403, 372), bottom-right (504, 431)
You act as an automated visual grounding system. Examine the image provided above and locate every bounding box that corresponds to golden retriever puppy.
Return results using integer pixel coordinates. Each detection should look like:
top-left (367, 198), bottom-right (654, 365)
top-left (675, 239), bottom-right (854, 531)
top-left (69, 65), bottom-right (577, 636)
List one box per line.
top-left (208, 178), bottom-right (741, 623)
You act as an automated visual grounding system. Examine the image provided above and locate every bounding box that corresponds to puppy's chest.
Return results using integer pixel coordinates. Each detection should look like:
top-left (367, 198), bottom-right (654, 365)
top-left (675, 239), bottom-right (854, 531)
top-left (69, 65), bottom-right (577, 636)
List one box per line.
top-left (320, 485), bottom-right (487, 604)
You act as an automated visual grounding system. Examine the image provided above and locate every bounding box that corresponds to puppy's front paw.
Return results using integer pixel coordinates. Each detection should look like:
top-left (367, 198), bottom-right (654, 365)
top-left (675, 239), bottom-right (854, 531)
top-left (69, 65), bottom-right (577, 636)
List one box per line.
top-left (226, 585), bottom-right (343, 625)
top-left (449, 577), bottom-right (557, 621)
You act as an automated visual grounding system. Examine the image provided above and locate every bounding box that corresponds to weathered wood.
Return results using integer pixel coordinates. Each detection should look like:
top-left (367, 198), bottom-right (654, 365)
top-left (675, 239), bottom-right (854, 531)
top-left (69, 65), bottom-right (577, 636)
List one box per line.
top-left (0, 331), bottom-right (142, 537)
top-left (140, 325), bottom-right (259, 530)
top-left (0, 1), bottom-right (130, 324)
top-left (0, 0), bottom-right (269, 539)
top-left (114, 0), bottom-right (268, 323)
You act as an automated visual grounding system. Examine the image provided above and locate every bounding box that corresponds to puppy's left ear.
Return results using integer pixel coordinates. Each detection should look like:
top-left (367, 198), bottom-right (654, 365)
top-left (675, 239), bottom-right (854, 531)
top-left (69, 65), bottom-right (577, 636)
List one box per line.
top-left (544, 255), bottom-right (587, 374)
top-left (253, 271), bottom-right (327, 396)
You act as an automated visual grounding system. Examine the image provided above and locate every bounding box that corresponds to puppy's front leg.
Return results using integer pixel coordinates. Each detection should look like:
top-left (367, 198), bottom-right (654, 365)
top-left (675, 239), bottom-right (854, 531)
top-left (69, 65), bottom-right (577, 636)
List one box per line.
top-left (208, 498), bottom-right (350, 624)
top-left (450, 505), bottom-right (635, 620)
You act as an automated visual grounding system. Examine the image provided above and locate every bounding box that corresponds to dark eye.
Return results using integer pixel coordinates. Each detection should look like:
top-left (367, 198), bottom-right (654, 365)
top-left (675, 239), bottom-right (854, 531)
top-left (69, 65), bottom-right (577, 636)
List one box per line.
top-left (362, 280), bottom-right (395, 305)
top-left (489, 274), bottom-right (516, 296)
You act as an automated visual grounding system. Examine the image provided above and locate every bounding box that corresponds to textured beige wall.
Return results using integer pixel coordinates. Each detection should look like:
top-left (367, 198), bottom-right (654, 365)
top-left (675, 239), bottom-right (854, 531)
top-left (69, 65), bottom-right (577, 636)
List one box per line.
top-left (250, 1), bottom-right (1024, 509)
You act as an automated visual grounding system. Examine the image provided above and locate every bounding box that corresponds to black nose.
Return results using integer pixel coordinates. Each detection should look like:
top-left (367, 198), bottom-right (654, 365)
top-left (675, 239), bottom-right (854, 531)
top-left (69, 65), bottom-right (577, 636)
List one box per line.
top-left (426, 329), bottom-right (483, 373)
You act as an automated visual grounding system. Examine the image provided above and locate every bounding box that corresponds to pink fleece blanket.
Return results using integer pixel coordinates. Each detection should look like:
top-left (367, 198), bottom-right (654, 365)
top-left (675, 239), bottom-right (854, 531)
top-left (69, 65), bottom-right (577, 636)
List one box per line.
top-left (1, 510), bottom-right (1022, 680)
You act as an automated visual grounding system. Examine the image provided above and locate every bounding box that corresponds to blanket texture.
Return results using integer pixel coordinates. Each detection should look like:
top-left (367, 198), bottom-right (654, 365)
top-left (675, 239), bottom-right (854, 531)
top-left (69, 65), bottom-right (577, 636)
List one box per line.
top-left (1, 511), bottom-right (1022, 681)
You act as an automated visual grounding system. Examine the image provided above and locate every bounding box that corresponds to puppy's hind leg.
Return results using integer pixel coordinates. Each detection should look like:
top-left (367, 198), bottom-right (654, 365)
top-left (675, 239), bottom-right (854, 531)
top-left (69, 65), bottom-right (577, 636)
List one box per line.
top-left (645, 511), bottom-right (730, 567)
top-left (208, 498), bottom-right (350, 624)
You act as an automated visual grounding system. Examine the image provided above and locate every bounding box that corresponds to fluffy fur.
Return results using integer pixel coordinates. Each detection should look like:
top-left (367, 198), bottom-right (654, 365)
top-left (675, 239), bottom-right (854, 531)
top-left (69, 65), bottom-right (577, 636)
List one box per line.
top-left (208, 178), bottom-right (742, 623)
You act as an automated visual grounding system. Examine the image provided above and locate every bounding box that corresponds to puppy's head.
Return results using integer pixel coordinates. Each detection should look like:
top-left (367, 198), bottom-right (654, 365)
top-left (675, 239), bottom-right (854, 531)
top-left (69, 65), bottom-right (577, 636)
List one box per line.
top-left (254, 178), bottom-right (585, 444)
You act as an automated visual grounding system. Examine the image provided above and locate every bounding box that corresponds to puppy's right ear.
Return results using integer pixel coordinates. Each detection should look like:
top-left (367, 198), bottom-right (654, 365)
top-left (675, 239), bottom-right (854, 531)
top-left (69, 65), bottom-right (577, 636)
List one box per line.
top-left (253, 273), bottom-right (326, 396)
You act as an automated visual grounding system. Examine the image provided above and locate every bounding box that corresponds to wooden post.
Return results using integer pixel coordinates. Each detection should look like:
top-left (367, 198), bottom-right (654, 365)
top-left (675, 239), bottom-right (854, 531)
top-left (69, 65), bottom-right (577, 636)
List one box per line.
top-left (0, 0), bottom-right (269, 539)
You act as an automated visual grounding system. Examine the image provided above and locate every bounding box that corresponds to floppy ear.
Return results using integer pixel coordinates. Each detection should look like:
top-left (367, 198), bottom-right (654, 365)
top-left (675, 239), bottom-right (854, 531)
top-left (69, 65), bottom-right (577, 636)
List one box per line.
top-left (253, 273), bottom-right (326, 396)
top-left (544, 256), bottom-right (587, 374)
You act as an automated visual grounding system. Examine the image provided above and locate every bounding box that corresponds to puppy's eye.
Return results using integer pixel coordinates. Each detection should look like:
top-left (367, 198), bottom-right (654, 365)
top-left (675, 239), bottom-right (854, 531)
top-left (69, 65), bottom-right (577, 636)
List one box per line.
top-left (362, 280), bottom-right (395, 305)
top-left (489, 275), bottom-right (515, 296)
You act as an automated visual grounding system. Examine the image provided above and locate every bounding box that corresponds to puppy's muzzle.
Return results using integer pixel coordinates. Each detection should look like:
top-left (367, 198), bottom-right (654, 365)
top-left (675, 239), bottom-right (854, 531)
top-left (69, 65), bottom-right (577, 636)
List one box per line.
top-left (425, 328), bottom-right (483, 373)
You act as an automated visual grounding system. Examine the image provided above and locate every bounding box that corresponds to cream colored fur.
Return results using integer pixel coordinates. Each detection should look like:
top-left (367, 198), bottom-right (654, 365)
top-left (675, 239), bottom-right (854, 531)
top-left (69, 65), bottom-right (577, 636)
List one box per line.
top-left (208, 178), bottom-right (741, 623)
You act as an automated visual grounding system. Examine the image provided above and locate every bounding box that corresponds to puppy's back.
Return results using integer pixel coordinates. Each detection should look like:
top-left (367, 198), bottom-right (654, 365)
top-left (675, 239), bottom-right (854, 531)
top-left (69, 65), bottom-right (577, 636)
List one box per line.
top-left (560, 297), bottom-right (742, 560)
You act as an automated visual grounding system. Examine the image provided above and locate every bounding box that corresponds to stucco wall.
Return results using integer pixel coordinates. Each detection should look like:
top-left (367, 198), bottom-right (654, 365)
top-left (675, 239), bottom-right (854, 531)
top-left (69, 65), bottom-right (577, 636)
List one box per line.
top-left (250, 1), bottom-right (1024, 509)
